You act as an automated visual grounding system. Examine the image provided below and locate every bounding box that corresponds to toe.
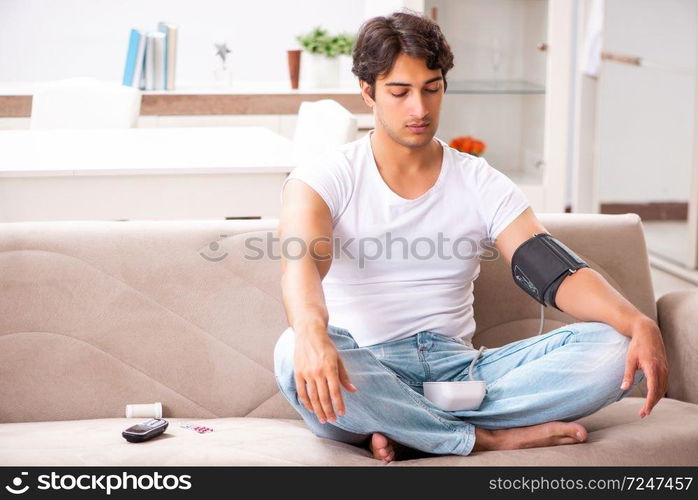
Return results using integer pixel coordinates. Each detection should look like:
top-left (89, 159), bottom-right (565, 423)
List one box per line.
top-left (371, 432), bottom-right (389, 448)
top-left (369, 432), bottom-right (399, 461)
top-left (556, 422), bottom-right (586, 442)
top-left (370, 433), bottom-right (389, 457)
top-left (572, 424), bottom-right (587, 442)
top-left (558, 436), bottom-right (581, 445)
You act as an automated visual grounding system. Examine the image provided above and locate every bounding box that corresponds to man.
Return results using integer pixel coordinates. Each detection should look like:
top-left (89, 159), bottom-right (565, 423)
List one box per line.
top-left (274, 11), bottom-right (668, 462)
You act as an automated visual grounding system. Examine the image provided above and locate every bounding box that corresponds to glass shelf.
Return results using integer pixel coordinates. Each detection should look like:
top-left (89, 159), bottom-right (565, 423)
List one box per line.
top-left (446, 79), bottom-right (545, 95)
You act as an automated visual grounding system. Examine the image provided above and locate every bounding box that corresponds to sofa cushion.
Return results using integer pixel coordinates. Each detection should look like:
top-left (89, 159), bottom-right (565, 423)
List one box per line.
top-left (1, 397), bottom-right (695, 466)
top-left (0, 416), bottom-right (376, 466)
top-left (391, 398), bottom-right (698, 466)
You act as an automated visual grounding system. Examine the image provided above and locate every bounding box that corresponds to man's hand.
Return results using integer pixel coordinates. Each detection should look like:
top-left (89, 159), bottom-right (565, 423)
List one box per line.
top-left (294, 329), bottom-right (357, 424)
top-left (621, 316), bottom-right (669, 419)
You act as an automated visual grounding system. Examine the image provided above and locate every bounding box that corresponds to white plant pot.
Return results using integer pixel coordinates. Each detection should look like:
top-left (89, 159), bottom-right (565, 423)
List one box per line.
top-left (306, 53), bottom-right (340, 89)
top-left (339, 54), bottom-right (355, 86)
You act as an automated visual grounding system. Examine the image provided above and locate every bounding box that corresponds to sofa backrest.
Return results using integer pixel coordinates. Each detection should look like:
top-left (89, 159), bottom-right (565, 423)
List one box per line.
top-left (0, 213), bottom-right (654, 423)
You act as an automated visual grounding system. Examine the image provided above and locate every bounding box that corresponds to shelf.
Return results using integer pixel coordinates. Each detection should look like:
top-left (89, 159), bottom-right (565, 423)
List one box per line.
top-left (446, 79), bottom-right (545, 95)
top-left (0, 81), bottom-right (371, 117)
top-left (141, 81), bottom-right (362, 95)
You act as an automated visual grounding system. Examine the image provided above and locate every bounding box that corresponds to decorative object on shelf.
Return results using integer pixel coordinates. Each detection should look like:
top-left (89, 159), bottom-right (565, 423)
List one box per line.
top-left (295, 26), bottom-right (355, 88)
top-left (214, 42), bottom-right (233, 86)
top-left (449, 136), bottom-right (487, 156)
top-left (287, 49), bottom-right (301, 90)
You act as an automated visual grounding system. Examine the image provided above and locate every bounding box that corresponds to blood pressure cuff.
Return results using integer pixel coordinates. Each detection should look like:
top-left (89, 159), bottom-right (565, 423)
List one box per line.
top-left (511, 233), bottom-right (589, 311)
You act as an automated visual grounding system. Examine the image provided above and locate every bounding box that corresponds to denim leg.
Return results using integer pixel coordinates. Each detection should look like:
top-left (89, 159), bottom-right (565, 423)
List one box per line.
top-left (449, 321), bottom-right (645, 428)
top-left (273, 326), bottom-right (370, 446)
top-left (273, 325), bottom-right (477, 456)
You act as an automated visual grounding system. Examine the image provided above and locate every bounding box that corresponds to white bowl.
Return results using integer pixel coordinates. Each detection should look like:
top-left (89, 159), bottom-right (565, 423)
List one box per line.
top-left (423, 381), bottom-right (487, 411)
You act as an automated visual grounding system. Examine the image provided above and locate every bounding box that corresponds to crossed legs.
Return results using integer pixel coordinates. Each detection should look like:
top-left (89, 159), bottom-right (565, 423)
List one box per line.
top-left (273, 321), bottom-right (645, 459)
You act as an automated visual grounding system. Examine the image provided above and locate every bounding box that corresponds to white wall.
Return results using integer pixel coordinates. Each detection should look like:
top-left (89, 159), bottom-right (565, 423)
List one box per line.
top-left (596, 0), bottom-right (696, 202)
top-left (0, 0), bottom-right (370, 86)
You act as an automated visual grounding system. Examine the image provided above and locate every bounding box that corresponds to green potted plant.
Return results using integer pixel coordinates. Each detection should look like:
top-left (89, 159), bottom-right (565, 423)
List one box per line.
top-left (296, 27), bottom-right (356, 88)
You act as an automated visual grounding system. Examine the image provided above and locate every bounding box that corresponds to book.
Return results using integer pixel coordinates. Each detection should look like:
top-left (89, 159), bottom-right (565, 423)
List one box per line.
top-left (144, 33), bottom-right (154, 90)
top-left (133, 31), bottom-right (147, 89)
top-left (158, 22), bottom-right (178, 90)
top-left (122, 29), bottom-right (146, 87)
top-left (144, 31), bottom-right (166, 91)
top-left (152, 32), bottom-right (166, 90)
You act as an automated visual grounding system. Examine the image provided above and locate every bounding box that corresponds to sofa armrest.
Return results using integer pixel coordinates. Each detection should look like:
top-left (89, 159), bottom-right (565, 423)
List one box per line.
top-left (657, 289), bottom-right (698, 404)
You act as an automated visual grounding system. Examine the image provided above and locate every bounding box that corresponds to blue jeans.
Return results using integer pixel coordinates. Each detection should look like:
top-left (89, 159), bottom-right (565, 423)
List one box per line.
top-left (273, 321), bottom-right (645, 456)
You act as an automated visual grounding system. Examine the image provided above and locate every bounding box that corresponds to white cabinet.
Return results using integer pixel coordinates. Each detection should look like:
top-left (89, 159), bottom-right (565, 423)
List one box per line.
top-left (407, 0), bottom-right (577, 212)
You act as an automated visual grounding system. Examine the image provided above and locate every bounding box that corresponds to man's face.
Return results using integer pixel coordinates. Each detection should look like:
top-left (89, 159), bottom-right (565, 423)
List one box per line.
top-left (362, 53), bottom-right (444, 149)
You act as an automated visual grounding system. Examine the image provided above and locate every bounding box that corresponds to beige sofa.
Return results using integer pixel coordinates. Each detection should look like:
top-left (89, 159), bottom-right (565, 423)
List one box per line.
top-left (1, 213), bottom-right (697, 466)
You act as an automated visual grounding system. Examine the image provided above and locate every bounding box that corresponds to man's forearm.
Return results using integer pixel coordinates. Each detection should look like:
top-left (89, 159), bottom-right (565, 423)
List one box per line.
top-left (553, 267), bottom-right (651, 338)
top-left (281, 261), bottom-right (330, 337)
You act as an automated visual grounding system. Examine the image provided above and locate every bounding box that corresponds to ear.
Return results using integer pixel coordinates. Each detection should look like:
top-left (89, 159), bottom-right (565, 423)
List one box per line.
top-left (359, 81), bottom-right (376, 109)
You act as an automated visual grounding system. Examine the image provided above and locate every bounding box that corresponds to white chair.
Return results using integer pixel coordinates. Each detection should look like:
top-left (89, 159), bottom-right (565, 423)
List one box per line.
top-left (30, 77), bottom-right (141, 130)
top-left (292, 99), bottom-right (358, 167)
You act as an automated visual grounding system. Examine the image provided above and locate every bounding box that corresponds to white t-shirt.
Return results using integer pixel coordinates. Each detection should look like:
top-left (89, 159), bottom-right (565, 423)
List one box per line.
top-left (281, 129), bottom-right (530, 348)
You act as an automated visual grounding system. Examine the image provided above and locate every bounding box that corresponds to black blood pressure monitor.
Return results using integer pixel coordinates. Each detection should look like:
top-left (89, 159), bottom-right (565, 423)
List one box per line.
top-left (122, 418), bottom-right (169, 443)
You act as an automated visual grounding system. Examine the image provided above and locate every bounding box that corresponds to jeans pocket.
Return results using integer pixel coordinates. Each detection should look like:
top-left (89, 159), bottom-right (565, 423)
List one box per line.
top-left (328, 324), bottom-right (360, 349)
top-left (431, 331), bottom-right (466, 345)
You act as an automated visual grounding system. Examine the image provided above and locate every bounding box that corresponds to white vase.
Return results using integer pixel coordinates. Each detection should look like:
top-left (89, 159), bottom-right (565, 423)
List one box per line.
top-left (307, 53), bottom-right (340, 89)
top-left (213, 64), bottom-right (233, 87)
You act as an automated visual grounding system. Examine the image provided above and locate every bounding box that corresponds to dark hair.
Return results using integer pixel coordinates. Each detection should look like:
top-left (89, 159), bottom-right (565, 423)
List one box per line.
top-left (352, 10), bottom-right (454, 100)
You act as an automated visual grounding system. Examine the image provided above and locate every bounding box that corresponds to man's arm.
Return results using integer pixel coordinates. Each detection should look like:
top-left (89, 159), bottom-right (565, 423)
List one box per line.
top-left (279, 179), bottom-right (356, 424)
top-left (279, 179), bottom-right (333, 337)
top-left (494, 207), bottom-right (668, 418)
top-left (493, 208), bottom-right (647, 335)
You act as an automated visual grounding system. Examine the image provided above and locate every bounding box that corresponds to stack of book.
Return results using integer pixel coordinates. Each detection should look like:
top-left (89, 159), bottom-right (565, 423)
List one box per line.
top-left (123, 22), bottom-right (178, 91)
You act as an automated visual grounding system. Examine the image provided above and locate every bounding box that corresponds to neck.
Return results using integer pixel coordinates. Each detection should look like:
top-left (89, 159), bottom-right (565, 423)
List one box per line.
top-left (370, 127), bottom-right (439, 174)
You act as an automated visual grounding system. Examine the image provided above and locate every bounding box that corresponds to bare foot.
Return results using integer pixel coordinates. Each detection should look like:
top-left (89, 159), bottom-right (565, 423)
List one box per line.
top-left (369, 432), bottom-right (395, 462)
top-left (472, 421), bottom-right (587, 452)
